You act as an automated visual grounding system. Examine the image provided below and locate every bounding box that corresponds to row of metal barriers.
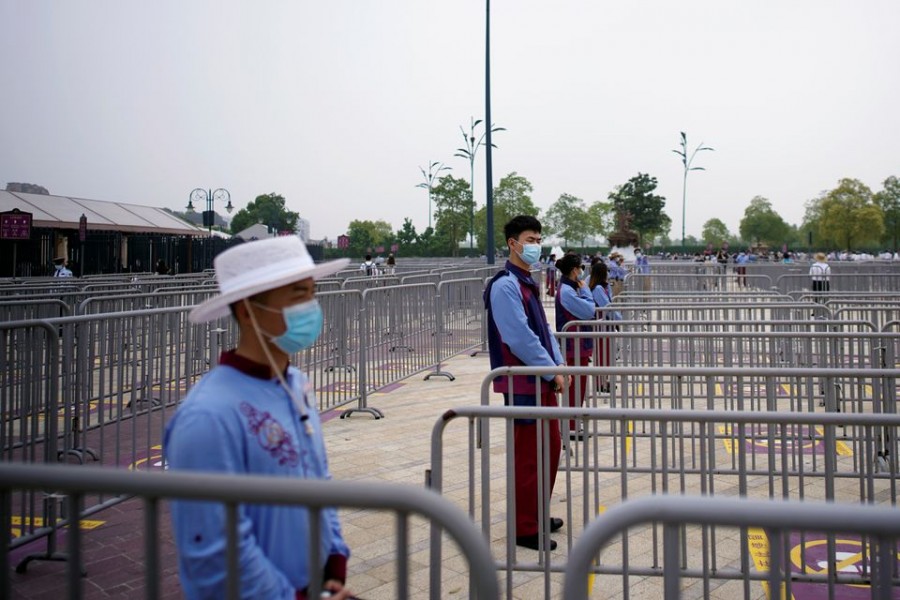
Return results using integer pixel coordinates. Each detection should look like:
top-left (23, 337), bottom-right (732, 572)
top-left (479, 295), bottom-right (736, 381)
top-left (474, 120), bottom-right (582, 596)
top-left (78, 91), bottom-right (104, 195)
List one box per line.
top-left (2, 365), bottom-right (899, 598)
top-left (2, 265), bottom-right (900, 597)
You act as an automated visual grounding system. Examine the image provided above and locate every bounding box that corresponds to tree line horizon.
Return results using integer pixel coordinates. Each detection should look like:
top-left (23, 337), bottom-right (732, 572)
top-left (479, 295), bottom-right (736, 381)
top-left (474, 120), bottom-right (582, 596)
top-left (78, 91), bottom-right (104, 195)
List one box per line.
top-left (215, 172), bottom-right (899, 257)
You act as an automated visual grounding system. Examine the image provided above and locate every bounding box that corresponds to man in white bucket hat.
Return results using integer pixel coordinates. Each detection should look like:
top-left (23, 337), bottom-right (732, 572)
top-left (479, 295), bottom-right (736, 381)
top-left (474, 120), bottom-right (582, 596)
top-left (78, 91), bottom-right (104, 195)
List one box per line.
top-left (164, 236), bottom-right (355, 599)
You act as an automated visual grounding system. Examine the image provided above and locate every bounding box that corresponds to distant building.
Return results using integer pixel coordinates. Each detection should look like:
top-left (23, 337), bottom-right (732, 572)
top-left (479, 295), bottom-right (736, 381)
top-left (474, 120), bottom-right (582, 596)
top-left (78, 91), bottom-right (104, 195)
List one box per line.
top-left (234, 223), bottom-right (273, 241)
top-left (296, 217), bottom-right (311, 242)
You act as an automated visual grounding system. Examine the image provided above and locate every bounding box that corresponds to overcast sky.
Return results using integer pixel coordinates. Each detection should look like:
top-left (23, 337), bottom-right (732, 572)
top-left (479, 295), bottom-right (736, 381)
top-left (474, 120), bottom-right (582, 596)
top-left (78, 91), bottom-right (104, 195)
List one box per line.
top-left (2, 1), bottom-right (898, 243)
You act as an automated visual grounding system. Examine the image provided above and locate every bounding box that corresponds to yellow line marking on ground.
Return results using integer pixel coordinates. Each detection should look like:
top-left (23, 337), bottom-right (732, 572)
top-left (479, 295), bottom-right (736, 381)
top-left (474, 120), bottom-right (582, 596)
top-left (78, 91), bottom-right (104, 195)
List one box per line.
top-left (626, 421), bottom-right (634, 455)
top-left (10, 516), bottom-right (105, 538)
top-left (717, 425), bottom-right (853, 457)
top-left (587, 505), bottom-right (607, 595)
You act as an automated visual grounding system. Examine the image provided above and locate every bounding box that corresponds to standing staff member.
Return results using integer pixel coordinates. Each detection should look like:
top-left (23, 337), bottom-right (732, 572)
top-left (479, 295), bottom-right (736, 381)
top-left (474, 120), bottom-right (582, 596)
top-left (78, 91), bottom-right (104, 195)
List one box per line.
top-left (484, 215), bottom-right (567, 551)
top-left (53, 257), bottom-right (73, 277)
top-left (545, 253), bottom-right (557, 297)
top-left (589, 261), bottom-right (620, 394)
top-left (809, 251), bottom-right (831, 304)
top-left (165, 237), bottom-right (355, 600)
top-left (554, 253), bottom-right (596, 438)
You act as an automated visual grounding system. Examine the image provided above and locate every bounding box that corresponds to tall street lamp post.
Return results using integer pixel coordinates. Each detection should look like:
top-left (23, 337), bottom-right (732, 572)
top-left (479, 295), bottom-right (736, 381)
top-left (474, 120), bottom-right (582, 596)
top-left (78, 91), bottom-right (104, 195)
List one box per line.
top-left (186, 188), bottom-right (233, 267)
top-left (455, 117), bottom-right (504, 253)
top-left (672, 132), bottom-right (714, 249)
top-left (186, 188), bottom-right (233, 235)
top-left (484, 0), bottom-right (496, 264)
top-left (416, 161), bottom-right (451, 231)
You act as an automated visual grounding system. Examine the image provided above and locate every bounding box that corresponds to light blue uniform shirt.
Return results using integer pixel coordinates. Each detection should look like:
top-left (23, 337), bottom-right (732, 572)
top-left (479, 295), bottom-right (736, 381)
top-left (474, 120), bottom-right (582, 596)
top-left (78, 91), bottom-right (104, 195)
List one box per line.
top-left (559, 283), bottom-right (597, 321)
top-left (592, 283), bottom-right (622, 321)
top-left (490, 272), bottom-right (564, 380)
top-left (164, 364), bottom-right (349, 600)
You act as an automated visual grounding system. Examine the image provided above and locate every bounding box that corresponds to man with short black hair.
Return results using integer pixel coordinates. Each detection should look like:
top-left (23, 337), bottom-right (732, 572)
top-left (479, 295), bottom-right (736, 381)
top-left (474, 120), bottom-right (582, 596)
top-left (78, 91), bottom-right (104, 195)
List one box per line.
top-left (484, 215), bottom-right (567, 551)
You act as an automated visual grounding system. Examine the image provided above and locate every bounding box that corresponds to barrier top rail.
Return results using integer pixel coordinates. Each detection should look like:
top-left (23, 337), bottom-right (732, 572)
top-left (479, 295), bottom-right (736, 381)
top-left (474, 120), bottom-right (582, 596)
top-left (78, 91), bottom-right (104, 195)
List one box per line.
top-left (435, 403), bottom-right (900, 436)
top-left (563, 317), bottom-right (878, 332)
top-left (0, 462), bottom-right (499, 600)
top-left (562, 494), bottom-right (900, 599)
top-left (480, 364), bottom-right (900, 400)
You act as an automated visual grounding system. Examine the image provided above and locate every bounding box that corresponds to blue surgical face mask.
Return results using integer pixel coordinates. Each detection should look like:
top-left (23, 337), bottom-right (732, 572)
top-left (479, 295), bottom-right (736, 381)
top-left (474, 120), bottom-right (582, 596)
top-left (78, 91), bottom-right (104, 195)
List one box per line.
top-left (514, 240), bottom-right (542, 265)
top-left (254, 298), bottom-right (323, 354)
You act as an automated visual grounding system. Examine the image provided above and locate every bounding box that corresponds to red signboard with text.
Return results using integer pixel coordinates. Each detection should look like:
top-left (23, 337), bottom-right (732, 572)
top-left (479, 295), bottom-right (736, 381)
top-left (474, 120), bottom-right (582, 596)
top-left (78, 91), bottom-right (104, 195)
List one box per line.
top-left (337, 235), bottom-right (350, 250)
top-left (0, 209), bottom-right (33, 240)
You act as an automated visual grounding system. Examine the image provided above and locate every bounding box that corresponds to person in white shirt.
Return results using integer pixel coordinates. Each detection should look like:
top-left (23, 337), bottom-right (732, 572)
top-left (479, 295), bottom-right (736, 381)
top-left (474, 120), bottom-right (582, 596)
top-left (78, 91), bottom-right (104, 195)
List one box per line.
top-left (359, 254), bottom-right (376, 276)
top-left (809, 252), bottom-right (831, 301)
top-left (53, 257), bottom-right (73, 278)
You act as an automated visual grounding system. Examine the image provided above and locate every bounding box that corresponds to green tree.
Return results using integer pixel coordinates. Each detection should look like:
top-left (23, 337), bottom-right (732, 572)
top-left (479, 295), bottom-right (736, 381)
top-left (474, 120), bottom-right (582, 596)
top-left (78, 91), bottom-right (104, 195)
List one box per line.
top-left (230, 193), bottom-right (299, 235)
top-left (586, 200), bottom-right (615, 241)
top-left (431, 175), bottom-right (473, 256)
top-left (346, 219), bottom-right (394, 257)
top-left (817, 178), bottom-right (884, 251)
top-left (417, 226), bottom-right (437, 256)
top-left (395, 217), bottom-right (418, 248)
top-left (738, 196), bottom-right (791, 246)
top-left (544, 193), bottom-right (589, 247)
top-left (799, 197), bottom-right (824, 248)
top-left (874, 175), bottom-right (900, 251)
top-left (474, 172), bottom-right (540, 253)
top-left (608, 173), bottom-right (671, 244)
top-left (701, 218), bottom-right (731, 245)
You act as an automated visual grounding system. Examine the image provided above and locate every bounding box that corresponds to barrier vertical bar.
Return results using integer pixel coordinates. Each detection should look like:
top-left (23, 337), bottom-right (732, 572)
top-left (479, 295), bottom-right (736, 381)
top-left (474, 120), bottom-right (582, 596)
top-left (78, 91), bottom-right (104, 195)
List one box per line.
top-left (144, 497), bottom-right (160, 600)
top-left (67, 493), bottom-right (84, 600)
top-left (226, 503), bottom-right (239, 600)
top-left (426, 282), bottom-right (454, 381)
top-left (662, 522), bottom-right (681, 598)
top-left (342, 293), bottom-right (383, 419)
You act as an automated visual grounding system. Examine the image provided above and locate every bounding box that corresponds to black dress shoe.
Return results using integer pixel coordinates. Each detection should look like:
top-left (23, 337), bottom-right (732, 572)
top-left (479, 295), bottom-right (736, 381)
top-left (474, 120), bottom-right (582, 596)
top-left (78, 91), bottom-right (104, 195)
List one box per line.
top-left (516, 534), bottom-right (557, 551)
top-left (550, 517), bottom-right (564, 532)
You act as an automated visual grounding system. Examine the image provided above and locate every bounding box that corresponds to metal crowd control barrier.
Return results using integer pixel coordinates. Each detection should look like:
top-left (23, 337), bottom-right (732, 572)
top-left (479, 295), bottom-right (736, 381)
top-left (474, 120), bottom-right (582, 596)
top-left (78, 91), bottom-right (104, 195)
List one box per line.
top-left (427, 366), bottom-right (900, 598)
top-left (625, 272), bottom-right (774, 292)
top-left (793, 291), bottom-right (900, 302)
top-left (342, 283), bottom-right (438, 419)
top-left (615, 290), bottom-right (789, 303)
top-left (340, 275), bottom-right (402, 290)
top-left (557, 327), bottom-right (897, 374)
top-left (602, 301), bottom-right (832, 322)
top-left (400, 272), bottom-right (442, 285)
top-left (829, 301), bottom-right (900, 331)
top-left (76, 288), bottom-right (216, 314)
top-left (297, 289), bottom-right (364, 413)
top-left (0, 462), bottom-right (499, 600)
top-left (0, 299), bottom-right (71, 321)
top-left (562, 495), bottom-right (900, 600)
top-left (428, 278), bottom-right (484, 380)
top-left (776, 273), bottom-right (900, 295)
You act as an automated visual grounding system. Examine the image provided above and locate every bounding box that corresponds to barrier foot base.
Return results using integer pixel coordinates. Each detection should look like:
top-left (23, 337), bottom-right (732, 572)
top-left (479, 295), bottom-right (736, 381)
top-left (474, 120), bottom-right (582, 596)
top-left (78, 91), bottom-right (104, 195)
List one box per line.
top-left (424, 370), bottom-right (455, 381)
top-left (470, 349), bottom-right (488, 357)
top-left (340, 407), bottom-right (384, 420)
top-left (57, 447), bottom-right (99, 464)
top-left (15, 552), bottom-right (86, 577)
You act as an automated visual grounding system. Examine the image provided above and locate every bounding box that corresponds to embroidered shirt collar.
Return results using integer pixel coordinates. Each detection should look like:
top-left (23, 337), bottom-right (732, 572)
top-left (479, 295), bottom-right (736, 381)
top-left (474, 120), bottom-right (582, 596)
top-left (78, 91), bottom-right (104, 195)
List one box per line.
top-left (219, 349), bottom-right (289, 380)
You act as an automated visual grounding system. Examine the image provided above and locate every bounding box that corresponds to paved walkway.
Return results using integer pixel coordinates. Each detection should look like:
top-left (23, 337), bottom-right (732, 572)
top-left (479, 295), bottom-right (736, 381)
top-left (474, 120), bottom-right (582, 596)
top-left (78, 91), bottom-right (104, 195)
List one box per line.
top-left (8, 351), bottom-right (513, 599)
top-left (10, 344), bottom-right (888, 599)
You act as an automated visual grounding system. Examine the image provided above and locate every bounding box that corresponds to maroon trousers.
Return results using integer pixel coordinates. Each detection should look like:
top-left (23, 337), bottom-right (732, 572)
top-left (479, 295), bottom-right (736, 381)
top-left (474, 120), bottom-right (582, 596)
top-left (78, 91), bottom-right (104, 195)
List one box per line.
top-left (565, 354), bottom-right (591, 431)
top-left (509, 390), bottom-right (561, 537)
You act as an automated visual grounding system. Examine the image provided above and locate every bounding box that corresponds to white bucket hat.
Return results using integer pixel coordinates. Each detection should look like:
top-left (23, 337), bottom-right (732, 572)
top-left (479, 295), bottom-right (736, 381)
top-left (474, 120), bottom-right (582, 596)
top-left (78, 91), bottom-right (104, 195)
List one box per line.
top-left (189, 236), bottom-right (349, 324)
